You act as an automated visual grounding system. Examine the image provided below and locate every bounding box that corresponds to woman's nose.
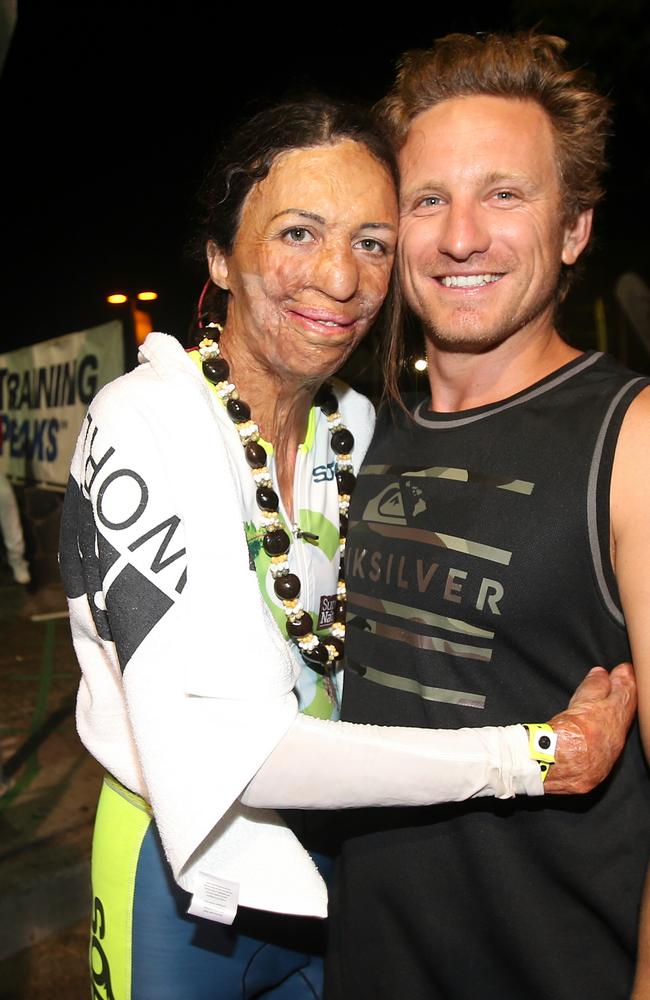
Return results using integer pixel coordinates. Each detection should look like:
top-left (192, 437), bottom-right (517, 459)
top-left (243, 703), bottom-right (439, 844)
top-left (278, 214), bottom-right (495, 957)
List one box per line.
top-left (311, 242), bottom-right (360, 301)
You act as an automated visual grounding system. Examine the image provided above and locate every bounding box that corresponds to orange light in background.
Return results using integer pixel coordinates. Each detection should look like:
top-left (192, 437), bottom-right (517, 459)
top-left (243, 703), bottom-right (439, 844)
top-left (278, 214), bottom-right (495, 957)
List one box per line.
top-left (414, 358), bottom-right (428, 372)
top-left (133, 307), bottom-right (154, 347)
top-left (105, 291), bottom-right (158, 347)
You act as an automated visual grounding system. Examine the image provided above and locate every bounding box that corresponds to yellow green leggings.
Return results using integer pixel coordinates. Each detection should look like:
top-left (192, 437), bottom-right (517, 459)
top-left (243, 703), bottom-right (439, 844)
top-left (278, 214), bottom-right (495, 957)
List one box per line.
top-left (90, 775), bottom-right (328, 999)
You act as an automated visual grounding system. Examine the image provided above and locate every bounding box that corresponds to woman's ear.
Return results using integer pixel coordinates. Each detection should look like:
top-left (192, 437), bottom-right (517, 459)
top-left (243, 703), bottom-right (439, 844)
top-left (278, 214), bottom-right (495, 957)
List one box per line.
top-left (207, 241), bottom-right (229, 290)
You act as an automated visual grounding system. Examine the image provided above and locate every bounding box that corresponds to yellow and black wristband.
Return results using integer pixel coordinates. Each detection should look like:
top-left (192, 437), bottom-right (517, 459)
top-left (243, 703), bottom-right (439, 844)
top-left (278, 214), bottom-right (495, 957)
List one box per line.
top-left (524, 723), bottom-right (558, 781)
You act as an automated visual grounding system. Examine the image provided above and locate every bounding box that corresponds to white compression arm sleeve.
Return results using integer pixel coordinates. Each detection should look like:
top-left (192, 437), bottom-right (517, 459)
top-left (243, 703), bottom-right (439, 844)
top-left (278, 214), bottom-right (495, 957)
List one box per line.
top-left (240, 714), bottom-right (542, 809)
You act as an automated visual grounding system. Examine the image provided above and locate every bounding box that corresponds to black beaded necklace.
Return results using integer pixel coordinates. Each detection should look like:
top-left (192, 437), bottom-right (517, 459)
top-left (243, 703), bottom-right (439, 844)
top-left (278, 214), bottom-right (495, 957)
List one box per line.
top-left (198, 327), bottom-right (356, 680)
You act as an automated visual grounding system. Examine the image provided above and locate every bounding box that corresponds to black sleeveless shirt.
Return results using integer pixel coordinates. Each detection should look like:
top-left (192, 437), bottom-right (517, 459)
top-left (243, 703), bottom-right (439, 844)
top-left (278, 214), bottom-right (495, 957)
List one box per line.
top-left (328, 352), bottom-right (650, 1000)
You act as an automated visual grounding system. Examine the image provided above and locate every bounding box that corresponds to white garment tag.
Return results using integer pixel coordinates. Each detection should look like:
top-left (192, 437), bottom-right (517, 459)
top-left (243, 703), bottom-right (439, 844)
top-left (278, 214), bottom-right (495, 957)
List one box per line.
top-left (187, 872), bottom-right (240, 925)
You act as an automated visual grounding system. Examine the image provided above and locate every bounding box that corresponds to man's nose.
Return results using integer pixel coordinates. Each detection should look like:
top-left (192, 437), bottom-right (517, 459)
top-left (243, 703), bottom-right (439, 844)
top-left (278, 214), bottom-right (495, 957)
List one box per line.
top-left (437, 199), bottom-right (490, 261)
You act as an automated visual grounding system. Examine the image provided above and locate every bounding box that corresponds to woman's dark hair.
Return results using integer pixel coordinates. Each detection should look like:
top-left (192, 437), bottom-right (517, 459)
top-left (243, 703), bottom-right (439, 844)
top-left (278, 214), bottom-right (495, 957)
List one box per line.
top-left (193, 96), bottom-right (399, 326)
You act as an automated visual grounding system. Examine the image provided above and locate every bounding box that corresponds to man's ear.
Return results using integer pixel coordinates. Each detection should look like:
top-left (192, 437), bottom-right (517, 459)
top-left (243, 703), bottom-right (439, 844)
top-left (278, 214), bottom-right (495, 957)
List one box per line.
top-left (207, 241), bottom-right (229, 290)
top-left (562, 209), bottom-right (593, 266)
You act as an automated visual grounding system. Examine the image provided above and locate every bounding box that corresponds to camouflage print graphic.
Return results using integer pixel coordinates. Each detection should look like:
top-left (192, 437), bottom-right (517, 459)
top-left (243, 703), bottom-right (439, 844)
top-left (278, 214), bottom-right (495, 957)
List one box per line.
top-left (346, 460), bottom-right (536, 710)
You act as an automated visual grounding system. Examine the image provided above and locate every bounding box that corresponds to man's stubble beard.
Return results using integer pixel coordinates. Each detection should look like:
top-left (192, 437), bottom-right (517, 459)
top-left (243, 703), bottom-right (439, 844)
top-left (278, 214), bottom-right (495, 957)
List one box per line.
top-left (418, 270), bottom-right (562, 357)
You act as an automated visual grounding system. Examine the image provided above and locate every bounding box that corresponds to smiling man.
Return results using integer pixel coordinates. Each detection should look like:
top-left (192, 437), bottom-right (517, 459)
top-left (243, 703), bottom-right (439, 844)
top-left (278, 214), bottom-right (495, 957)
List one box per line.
top-left (328, 32), bottom-right (650, 1000)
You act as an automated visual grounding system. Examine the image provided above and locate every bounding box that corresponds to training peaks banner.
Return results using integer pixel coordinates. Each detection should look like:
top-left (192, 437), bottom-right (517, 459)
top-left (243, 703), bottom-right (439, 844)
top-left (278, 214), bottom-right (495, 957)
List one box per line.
top-left (0, 321), bottom-right (124, 489)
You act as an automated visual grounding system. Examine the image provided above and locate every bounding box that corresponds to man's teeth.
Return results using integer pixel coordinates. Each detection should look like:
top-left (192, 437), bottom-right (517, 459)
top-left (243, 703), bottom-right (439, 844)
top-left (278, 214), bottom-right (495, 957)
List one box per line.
top-left (440, 274), bottom-right (502, 288)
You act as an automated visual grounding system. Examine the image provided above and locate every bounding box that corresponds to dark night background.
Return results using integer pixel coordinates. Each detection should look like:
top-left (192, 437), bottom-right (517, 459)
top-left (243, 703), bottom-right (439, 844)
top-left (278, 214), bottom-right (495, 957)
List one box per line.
top-left (1, 0), bottom-right (649, 368)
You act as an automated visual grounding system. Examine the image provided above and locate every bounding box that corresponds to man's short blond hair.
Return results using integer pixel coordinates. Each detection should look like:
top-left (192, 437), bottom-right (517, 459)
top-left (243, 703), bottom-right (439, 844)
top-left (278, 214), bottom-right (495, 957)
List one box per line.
top-left (377, 31), bottom-right (611, 226)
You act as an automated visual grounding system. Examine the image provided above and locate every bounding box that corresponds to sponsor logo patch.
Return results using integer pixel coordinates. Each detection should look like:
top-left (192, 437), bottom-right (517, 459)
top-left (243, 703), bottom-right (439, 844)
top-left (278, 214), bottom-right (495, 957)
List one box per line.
top-left (317, 593), bottom-right (338, 629)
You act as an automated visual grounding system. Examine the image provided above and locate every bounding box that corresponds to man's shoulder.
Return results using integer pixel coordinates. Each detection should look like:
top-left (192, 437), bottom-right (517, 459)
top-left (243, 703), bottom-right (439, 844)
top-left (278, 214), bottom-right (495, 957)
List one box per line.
top-left (617, 382), bottom-right (650, 433)
top-left (535, 350), bottom-right (650, 421)
top-left (583, 350), bottom-right (649, 391)
top-left (587, 353), bottom-right (650, 429)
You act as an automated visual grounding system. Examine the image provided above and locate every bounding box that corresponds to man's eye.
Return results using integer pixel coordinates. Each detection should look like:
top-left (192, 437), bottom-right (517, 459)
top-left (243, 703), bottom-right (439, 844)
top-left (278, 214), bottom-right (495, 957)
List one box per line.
top-left (494, 191), bottom-right (516, 201)
top-left (419, 196), bottom-right (443, 208)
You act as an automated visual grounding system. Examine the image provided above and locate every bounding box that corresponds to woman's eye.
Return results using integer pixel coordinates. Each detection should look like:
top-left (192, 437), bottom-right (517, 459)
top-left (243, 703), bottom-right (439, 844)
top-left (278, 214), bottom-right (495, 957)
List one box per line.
top-left (283, 227), bottom-right (315, 243)
top-left (355, 237), bottom-right (385, 255)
